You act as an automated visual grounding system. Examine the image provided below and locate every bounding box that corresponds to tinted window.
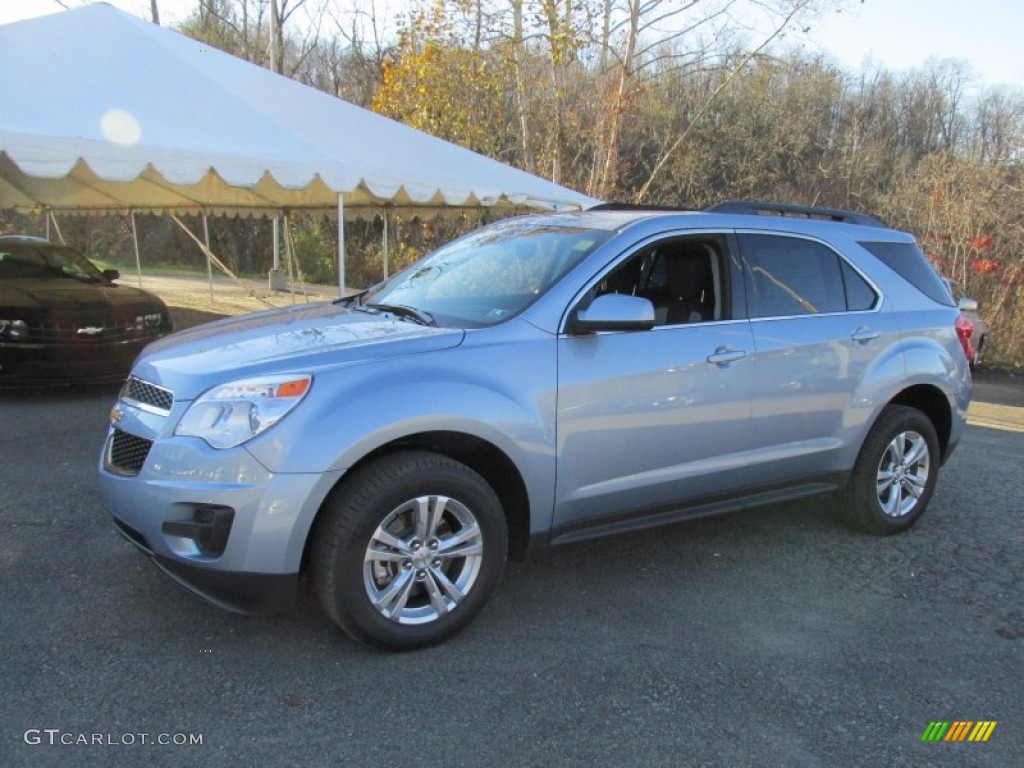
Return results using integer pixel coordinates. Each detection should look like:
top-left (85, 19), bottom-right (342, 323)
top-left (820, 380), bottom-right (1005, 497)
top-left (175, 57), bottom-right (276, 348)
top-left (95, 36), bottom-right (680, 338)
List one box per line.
top-left (858, 240), bottom-right (954, 307)
top-left (740, 235), bottom-right (846, 318)
top-left (841, 260), bottom-right (878, 311)
top-left (0, 243), bottom-right (105, 282)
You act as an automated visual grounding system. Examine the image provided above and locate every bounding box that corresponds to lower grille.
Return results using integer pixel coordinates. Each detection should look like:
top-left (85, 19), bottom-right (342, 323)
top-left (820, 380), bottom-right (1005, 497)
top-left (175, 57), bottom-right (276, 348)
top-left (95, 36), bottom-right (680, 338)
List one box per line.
top-left (109, 429), bottom-right (153, 474)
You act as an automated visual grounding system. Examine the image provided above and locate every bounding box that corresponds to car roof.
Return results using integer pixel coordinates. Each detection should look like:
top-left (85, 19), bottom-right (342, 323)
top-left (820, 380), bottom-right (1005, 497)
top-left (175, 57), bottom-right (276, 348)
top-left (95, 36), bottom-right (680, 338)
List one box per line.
top-left (537, 202), bottom-right (913, 243)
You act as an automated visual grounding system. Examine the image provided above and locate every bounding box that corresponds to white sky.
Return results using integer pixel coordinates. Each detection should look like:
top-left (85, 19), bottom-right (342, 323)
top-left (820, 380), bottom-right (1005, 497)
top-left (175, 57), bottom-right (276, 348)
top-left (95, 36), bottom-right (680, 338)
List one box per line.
top-left (1, 0), bottom-right (1022, 90)
top-left (801, 0), bottom-right (1024, 90)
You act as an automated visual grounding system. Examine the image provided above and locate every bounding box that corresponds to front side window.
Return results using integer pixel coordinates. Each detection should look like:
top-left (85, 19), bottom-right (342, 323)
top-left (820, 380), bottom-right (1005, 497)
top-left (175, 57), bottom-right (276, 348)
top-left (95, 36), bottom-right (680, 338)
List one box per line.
top-left (592, 237), bottom-right (729, 326)
top-left (740, 235), bottom-right (874, 318)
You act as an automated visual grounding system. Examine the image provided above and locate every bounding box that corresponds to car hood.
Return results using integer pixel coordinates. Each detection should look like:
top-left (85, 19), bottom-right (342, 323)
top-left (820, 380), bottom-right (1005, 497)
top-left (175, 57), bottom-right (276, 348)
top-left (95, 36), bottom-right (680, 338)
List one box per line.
top-left (0, 279), bottom-right (165, 315)
top-left (132, 300), bottom-right (465, 399)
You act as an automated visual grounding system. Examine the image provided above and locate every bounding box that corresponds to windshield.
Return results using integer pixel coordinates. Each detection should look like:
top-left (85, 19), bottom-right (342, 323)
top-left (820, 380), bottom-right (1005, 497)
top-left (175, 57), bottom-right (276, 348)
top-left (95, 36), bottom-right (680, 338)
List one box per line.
top-left (0, 242), bottom-right (107, 282)
top-left (362, 217), bottom-right (612, 328)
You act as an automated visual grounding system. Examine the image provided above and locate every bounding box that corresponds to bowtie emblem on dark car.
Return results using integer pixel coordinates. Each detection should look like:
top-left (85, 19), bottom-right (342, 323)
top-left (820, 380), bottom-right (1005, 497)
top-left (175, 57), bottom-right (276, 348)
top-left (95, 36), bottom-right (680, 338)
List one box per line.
top-left (76, 326), bottom-right (105, 336)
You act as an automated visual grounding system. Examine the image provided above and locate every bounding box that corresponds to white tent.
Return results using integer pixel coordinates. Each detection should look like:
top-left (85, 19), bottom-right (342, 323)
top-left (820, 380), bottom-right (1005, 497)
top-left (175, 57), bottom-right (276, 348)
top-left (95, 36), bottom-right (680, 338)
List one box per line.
top-left (0, 4), bottom-right (598, 289)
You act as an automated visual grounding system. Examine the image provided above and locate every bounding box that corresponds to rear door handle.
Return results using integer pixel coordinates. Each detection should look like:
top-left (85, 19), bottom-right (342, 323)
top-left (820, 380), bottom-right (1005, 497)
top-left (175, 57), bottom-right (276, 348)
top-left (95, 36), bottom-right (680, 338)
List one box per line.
top-left (707, 348), bottom-right (746, 366)
top-left (851, 327), bottom-right (880, 343)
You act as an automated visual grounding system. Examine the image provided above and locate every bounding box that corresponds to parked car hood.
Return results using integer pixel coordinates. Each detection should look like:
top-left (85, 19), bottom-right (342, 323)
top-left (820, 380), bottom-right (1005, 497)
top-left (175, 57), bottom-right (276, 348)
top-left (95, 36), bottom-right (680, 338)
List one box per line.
top-left (132, 300), bottom-right (465, 399)
top-left (0, 279), bottom-right (164, 314)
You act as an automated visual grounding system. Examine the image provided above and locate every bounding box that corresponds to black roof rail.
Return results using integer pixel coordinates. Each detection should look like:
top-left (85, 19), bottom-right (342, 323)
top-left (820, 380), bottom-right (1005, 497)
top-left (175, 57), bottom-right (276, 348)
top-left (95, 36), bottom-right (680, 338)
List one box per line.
top-left (705, 200), bottom-right (886, 228)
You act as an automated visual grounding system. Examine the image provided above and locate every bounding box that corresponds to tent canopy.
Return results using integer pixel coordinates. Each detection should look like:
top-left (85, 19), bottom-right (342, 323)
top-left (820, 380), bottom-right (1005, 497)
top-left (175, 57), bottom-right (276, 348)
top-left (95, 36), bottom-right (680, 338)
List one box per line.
top-left (0, 3), bottom-right (598, 217)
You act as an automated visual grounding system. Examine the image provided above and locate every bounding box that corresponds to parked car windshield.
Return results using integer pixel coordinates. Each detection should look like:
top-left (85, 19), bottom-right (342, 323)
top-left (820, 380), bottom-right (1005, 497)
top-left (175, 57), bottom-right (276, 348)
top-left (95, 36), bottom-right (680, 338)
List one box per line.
top-left (0, 242), bottom-right (107, 283)
top-left (361, 217), bottom-right (613, 328)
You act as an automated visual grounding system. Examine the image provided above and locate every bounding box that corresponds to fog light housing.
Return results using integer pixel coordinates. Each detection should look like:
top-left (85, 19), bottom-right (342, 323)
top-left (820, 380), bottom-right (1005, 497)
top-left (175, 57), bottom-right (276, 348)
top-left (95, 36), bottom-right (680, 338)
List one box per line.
top-left (162, 505), bottom-right (234, 557)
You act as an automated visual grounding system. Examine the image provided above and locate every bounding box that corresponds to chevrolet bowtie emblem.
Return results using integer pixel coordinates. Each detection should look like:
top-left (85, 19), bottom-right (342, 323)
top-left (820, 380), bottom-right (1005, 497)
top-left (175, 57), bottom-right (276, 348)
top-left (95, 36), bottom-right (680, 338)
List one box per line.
top-left (77, 326), bottom-right (105, 335)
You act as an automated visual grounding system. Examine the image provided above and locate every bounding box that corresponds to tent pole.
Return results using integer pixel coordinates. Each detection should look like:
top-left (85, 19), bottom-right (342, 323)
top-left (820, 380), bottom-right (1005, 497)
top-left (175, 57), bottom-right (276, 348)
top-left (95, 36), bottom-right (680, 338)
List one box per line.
top-left (382, 210), bottom-right (389, 280)
top-left (202, 211), bottom-right (213, 303)
top-left (49, 212), bottom-right (65, 244)
top-left (337, 194), bottom-right (345, 298)
top-left (130, 211), bottom-right (144, 288)
top-left (268, 213), bottom-right (284, 291)
top-left (283, 212), bottom-right (296, 306)
top-left (45, 209), bottom-right (50, 240)
top-left (272, 215), bottom-right (280, 270)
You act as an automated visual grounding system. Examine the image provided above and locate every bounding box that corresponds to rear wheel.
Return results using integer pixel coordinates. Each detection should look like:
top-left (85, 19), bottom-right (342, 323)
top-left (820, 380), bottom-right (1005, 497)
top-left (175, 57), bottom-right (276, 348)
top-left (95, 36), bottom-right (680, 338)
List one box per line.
top-left (312, 451), bottom-right (507, 651)
top-left (840, 405), bottom-right (940, 535)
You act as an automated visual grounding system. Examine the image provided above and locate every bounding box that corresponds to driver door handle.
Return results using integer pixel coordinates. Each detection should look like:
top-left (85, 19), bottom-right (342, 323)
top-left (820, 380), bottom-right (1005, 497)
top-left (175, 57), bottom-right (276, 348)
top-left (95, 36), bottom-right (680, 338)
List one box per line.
top-left (707, 348), bottom-right (746, 366)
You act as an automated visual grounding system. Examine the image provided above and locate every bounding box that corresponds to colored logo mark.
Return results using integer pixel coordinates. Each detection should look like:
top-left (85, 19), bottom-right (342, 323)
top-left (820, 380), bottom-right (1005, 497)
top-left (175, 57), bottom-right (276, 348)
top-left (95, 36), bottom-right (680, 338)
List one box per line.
top-left (921, 721), bottom-right (997, 742)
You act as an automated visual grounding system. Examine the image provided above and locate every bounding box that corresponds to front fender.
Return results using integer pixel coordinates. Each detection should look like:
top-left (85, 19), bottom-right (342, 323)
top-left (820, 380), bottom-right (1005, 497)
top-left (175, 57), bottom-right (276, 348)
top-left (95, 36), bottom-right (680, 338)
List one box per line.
top-left (243, 329), bottom-right (559, 528)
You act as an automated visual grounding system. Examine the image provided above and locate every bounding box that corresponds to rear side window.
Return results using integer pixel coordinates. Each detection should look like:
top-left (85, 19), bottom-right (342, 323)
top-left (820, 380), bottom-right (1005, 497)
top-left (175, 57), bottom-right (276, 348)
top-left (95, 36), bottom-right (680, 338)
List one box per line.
top-left (740, 235), bottom-right (850, 318)
top-left (841, 260), bottom-right (877, 311)
top-left (858, 241), bottom-right (954, 307)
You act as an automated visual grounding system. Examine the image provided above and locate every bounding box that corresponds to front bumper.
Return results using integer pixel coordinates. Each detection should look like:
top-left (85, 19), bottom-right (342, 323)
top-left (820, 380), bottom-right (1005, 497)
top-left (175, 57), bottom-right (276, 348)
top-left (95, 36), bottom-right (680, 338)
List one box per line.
top-left (98, 428), bottom-right (344, 614)
top-left (0, 336), bottom-right (160, 385)
top-left (111, 516), bottom-right (299, 613)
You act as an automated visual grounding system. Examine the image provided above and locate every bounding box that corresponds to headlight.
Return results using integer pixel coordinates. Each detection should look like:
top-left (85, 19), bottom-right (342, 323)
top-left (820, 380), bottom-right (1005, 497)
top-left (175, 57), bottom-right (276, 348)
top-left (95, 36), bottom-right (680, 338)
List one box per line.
top-left (131, 313), bottom-right (164, 333)
top-left (175, 374), bottom-right (312, 449)
top-left (0, 319), bottom-right (29, 340)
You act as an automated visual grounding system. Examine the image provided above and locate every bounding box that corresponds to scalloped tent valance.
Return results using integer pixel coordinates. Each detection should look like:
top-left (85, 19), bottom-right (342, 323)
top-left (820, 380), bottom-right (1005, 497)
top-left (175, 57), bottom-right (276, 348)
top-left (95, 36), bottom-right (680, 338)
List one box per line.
top-left (0, 4), bottom-right (598, 217)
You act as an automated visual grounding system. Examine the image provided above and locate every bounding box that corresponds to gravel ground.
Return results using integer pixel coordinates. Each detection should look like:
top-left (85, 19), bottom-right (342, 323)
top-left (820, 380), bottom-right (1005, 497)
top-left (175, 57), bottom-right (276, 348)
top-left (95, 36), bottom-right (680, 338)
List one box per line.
top-left (125, 272), bottom-right (338, 331)
top-left (1, 291), bottom-right (1021, 768)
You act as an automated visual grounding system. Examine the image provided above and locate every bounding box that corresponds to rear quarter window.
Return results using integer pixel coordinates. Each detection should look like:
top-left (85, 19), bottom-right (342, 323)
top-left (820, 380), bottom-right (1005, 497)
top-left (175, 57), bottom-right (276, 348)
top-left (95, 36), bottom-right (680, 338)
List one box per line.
top-left (858, 241), bottom-right (954, 307)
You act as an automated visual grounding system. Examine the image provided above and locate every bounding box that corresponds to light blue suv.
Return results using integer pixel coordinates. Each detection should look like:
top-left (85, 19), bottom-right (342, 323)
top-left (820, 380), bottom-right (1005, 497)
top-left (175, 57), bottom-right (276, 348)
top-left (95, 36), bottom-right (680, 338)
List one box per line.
top-left (98, 201), bottom-right (971, 650)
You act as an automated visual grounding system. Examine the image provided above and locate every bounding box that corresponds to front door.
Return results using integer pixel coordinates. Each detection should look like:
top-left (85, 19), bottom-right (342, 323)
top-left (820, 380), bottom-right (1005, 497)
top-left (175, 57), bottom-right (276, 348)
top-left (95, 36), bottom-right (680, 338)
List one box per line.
top-left (553, 234), bottom-right (755, 538)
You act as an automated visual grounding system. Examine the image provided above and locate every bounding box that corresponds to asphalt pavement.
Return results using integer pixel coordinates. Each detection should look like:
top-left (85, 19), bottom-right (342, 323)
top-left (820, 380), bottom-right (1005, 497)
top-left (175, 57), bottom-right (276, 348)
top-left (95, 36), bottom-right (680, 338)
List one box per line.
top-left (1, 369), bottom-right (1021, 767)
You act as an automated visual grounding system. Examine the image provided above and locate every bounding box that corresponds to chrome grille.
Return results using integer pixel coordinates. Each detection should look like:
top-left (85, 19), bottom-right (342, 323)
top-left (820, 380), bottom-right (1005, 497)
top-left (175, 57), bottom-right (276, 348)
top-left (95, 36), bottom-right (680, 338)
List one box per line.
top-left (122, 376), bottom-right (173, 413)
top-left (109, 429), bottom-right (153, 474)
top-left (38, 312), bottom-right (141, 343)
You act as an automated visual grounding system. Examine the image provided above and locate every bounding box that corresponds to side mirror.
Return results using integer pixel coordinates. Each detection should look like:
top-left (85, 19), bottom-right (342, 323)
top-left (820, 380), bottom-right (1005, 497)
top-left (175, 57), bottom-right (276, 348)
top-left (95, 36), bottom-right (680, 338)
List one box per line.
top-left (569, 293), bottom-right (656, 334)
top-left (103, 268), bottom-right (120, 282)
top-left (957, 297), bottom-right (978, 313)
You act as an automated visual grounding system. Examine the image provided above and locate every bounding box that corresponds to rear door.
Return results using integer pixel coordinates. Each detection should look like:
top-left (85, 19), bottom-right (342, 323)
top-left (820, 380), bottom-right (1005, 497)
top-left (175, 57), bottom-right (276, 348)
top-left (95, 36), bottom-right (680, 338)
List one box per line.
top-left (737, 232), bottom-right (898, 487)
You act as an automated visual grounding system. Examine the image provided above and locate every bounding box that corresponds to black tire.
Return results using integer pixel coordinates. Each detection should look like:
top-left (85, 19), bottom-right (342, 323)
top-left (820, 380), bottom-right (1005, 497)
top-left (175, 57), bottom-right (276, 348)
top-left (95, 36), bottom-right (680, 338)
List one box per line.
top-left (839, 405), bottom-right (941, 536)
top-left (312, 451), bottom-right (507, 651)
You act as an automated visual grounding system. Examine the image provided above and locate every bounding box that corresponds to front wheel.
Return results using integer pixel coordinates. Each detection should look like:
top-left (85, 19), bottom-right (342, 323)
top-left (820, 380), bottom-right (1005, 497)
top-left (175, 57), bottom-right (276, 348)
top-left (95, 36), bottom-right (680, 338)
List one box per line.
top-left (312, 451), bottom-right (507, 651)
top-left (839, 405), bottom-right (940, 535)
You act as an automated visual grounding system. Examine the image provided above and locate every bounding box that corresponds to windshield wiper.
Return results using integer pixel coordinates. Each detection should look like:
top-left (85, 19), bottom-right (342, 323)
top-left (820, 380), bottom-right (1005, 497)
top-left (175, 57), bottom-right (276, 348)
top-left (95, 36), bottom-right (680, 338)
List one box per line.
top-left (335, 289), bottom-right (370, 307)
top-left (363, 303), bottom-right (436, 326)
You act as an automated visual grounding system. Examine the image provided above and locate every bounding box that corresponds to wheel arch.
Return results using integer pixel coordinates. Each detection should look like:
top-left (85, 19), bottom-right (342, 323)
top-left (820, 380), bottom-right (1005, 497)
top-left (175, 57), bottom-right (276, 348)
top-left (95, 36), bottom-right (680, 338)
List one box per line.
top-left (302, 431), bottom-right (532, 571)
top-left (887, 384), bottom-right (953, 460)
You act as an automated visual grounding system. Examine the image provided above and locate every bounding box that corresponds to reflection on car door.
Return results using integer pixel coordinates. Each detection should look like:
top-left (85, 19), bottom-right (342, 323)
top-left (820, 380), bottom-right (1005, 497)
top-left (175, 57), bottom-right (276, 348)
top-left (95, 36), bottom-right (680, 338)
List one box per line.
top-left (738, 232), bottom-right (899, 488)
top-left (552, 234), bottom-right (755, 540)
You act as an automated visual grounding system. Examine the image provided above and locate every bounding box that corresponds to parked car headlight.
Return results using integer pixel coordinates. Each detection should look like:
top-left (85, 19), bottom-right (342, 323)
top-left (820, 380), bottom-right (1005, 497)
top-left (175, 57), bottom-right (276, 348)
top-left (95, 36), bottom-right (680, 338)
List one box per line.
top-left (0, 319), bottom-right (29, 340)
top-left (132, 312), bottom-right (165, 333)
top-left (175, 374), bottom-right (312, 449)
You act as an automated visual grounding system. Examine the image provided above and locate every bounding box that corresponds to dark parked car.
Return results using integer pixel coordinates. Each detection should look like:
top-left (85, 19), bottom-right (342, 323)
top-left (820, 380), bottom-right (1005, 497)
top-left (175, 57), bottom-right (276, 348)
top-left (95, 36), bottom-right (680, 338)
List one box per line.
top-left (0, 235), bottom-right (172, 384)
